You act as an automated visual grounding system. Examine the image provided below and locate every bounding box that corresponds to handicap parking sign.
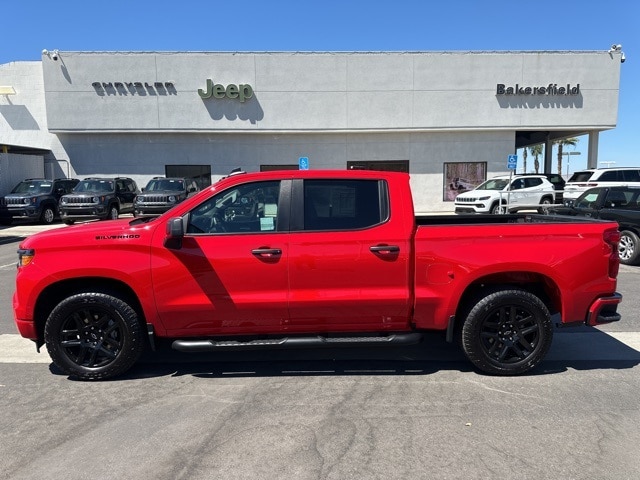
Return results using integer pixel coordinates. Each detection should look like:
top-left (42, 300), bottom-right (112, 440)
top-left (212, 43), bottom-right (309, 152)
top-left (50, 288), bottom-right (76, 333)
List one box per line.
top-left (507, 154), bottom-right (517, 170)
top-left (299, 157), bottom-right (309, 170)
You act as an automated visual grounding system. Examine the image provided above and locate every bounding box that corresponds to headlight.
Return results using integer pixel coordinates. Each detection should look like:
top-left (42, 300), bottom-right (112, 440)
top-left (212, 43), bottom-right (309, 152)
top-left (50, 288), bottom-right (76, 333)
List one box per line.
top-left (92, 196), bottom-right (100, 204)
top-left (61, 197), bottom-right (67, 204)
top-left (23, 198), bottom-right (31, 205)
top-left (135, 197), bottom-right (142, 204)
top-left (478, 196), bottom-right (491, 201)
top-left (168, 195), bottom-right (176, 203)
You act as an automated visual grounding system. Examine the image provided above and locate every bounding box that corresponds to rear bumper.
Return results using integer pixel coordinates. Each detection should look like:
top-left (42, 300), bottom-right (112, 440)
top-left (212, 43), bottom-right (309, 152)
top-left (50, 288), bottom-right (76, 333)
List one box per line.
top-left (586, 293), bottom-right (623, 326)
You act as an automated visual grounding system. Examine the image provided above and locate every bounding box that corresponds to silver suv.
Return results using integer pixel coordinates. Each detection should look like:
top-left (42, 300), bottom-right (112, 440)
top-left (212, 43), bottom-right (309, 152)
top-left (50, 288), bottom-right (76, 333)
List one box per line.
top-left (564, 168), bottom-right (640, 201)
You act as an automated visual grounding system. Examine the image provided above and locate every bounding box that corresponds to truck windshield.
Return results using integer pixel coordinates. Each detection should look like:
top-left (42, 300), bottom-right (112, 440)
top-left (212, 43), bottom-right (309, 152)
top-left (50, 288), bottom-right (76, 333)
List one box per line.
top-left (73, 180), bottom-right (114, 193)
top-left (475, 179), bottom-right (509, 190)
top-left (11, 181), bottom-right (53, 194)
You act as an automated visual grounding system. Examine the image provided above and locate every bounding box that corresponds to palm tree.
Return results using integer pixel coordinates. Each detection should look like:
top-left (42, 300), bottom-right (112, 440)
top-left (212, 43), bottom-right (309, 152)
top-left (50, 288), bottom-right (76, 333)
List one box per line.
top-left (530, 144), bottom-right (543, 173)
top-left (522, 147), bottom-right (528, 173)
top-left (554, 137), bottom-right (579, 175)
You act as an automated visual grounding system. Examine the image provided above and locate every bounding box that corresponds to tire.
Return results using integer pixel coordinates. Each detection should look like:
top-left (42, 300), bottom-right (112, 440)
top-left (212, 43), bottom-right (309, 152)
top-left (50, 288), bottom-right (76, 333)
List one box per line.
top-left (537, 196), bottom-right (553, 215)
top-left (461, 288), bottom-right (553, 375)
top-left (490, 202), bottom-right (505, 215)
top-left (40, 206), bottom-right (56, 224)
top-left (63, 219), bottom-right (75, 225)
top-left (44, 292), bottom-right (144, 380)
top-left (108, 205), bottom-right (119, 220)
top-left (618, 230), bottom-right (640, 265)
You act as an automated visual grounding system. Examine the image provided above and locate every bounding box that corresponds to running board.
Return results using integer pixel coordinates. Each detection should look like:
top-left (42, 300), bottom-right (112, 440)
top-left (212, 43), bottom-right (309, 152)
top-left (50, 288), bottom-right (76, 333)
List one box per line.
top-left (172, 333), bottom-right (423, 353)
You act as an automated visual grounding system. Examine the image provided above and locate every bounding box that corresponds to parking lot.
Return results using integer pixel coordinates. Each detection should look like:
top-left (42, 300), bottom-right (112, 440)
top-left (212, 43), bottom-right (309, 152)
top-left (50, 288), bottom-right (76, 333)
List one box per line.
top-left (1, 220), bottom-right (639, 479)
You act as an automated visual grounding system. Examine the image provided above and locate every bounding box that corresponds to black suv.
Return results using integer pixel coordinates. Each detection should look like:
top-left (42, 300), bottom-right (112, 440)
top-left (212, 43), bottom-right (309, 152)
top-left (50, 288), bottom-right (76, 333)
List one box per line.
top-left (134, 177), bottom-right (199, 218)
top-left (0, 178), bottom-right (79, 225)
top-left (59, 177), bottom-right (139, 224)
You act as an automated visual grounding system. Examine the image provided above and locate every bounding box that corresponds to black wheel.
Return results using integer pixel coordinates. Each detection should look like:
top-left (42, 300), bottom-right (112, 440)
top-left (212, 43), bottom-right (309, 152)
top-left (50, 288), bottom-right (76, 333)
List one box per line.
top-left (63, 219), bottom-right (75, 225)
top-left (108, 205), bottom-right (119, 220)
top-left (461, 288), bottom-right (553, 375)
top-left (40, 206), bottom-right (56, 224)
top-left (619, 230), bottom-right (640, 265)
top-left (537, 196), bottom-right (553, 215)
top-left (44, 292), bottom-right (144, 380)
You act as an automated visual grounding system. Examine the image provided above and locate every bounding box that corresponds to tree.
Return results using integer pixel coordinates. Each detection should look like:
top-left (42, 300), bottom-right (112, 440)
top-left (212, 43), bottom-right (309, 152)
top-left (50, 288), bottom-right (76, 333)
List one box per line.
top-left (530, 144), bottom-right (543, 173)
top-left (554, 137), bottom-right (579, 175)
top-left (522, 147), bottom-right (528, 173)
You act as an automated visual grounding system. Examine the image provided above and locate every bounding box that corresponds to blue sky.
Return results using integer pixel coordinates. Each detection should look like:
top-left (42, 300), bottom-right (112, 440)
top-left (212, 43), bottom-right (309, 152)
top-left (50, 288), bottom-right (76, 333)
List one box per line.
top-left (3, 0), bottom-right (638, 174)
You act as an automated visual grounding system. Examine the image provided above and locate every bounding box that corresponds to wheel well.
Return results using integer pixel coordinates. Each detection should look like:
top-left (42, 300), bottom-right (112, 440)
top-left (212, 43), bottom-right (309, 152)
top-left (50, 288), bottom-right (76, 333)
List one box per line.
top-left (453, 272), bottom-right (560, 338)
top-left (33, 277), bottom-right (145, 346)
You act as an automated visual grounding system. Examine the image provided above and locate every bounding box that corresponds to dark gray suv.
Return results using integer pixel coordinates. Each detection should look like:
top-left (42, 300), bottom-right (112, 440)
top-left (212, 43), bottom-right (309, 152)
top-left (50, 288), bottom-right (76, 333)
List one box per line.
top-left (59, 177), bottom-right (139, 224)
top-left (134, 177), bottom-right (199, 218)
top-left (0, 178), bottom-right (79, 225)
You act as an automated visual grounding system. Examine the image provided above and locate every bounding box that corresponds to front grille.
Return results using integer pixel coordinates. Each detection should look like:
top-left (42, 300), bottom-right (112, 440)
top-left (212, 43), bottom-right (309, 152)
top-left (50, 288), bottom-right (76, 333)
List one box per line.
top-left (3, 197), bottom-right (28, 206)
top-left (138, 195), bottom-right (169, 205)
top-left (455, 197), bottom-right (478, 203)
top-left (63, 196), bottom-right (95, 205)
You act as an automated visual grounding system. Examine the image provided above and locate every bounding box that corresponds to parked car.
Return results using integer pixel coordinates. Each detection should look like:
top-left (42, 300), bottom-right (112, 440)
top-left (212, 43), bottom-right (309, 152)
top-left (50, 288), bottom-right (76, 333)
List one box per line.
top-left (563, 167), bottom-right (640, 201)
top-left (0, 178), bottom-right (79, 225)
top-left (134, 177), bottom-right (199, 218)
top-left (551, 185), bottom-right (640, 265)
top-left (59, 177), bottom-right (139, 224)
top-left (454, 175), bottom-right (556, 214)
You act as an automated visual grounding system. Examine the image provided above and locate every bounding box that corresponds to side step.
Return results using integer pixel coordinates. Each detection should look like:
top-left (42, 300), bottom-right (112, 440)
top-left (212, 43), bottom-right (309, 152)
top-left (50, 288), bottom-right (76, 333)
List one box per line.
top-left (172, 333), bottom-right (423, 353)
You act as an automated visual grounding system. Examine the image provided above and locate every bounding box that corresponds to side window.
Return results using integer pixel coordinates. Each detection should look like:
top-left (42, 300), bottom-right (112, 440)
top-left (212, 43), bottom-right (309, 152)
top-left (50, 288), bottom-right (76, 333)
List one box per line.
top-left (524, 178), bottom-right (542, 188)
top-left (187, 180), bottom-right (280, 234)
top-left (116, 180), bottom-right (125, 192)
top-left (510, 179), bottom-right (525, 190)
top-left (598, 171), bottom-right (618, 182)
top-left (622, 170), bottom-right (640, 181)
top-left (576, 192), bottom-right (600, 209)
top-left (303, 179), bottom-right (384, 231)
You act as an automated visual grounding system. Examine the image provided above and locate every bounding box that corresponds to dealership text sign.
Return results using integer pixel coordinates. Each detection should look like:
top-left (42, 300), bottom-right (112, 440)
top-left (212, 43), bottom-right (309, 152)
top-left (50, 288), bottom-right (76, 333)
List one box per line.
top-left (198, 79), bottom-right (253, 102)
top-left (496, 83), bottom-right (580, 96)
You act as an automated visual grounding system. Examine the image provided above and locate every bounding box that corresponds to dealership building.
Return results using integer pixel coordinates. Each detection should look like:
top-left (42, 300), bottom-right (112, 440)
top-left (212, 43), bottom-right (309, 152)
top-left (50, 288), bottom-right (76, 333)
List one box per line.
top-left (0, 49), bottom-right (623, 212)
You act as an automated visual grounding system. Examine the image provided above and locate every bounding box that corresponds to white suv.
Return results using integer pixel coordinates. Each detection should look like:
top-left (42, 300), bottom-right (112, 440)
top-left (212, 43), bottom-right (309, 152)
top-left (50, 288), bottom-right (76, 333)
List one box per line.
top-left (563, 168), bottom-right (640, 201)
top-left (454, 175), bottom-right (556, 214)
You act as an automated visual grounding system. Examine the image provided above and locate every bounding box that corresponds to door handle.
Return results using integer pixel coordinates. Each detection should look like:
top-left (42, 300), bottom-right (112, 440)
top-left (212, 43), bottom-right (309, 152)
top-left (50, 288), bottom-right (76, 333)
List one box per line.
top-left (251, 248), bottom-right (282, 257)
top-left (370, 245), bottom-right (400, 254)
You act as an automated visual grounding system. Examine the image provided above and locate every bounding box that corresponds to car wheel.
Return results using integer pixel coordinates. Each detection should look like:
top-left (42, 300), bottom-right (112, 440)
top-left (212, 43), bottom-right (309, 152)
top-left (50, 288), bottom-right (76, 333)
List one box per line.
top-left (537, 196), bottom-right (553, 215)
top-left (490, 202), bottom-right (505, 215)
top-left (461, 288), bottom-right (553, 375)
top-left (108, 205), bottom-right (119, 220)
top-left (40, 206), bottom-right (56, 224)
top-left (618, 230), bottom-right (640, 265)
top-left (63, 219), bottom-right (74, 225)
top-left (44, 292), bottom-right (144, 380)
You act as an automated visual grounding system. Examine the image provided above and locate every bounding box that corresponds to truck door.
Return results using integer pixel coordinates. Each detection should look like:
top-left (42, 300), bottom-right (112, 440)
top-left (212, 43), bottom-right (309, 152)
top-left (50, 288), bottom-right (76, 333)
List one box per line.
top-left (287, 178), bottom-right (411, 332)
top-left (151, 180), bottom-right (290, 336)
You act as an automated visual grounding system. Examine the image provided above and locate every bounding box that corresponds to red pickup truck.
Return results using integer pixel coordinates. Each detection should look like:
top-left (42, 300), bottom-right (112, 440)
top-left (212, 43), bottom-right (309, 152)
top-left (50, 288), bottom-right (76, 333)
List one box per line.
top-left (13, 170), bottom-right (622, 380)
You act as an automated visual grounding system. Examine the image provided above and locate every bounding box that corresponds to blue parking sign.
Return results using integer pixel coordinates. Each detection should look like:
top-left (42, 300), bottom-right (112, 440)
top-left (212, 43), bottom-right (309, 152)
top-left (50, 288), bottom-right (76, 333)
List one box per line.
top-left (299, 157), bottom-right (309, 170)
top-left (507, 154), bottom-right (517, 170)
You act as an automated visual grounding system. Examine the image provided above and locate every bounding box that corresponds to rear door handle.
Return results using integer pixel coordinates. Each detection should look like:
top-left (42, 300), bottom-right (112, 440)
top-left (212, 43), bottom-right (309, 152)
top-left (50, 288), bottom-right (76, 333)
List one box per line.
top-left (370, 245), bottom-right (400, 254)
top-left (251, 248), bottom-right (282, 257)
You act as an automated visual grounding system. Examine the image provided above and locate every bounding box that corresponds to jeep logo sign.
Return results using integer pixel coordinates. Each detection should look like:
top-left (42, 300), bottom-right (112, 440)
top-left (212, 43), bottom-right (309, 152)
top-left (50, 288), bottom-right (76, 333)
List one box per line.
top-left (198, 79), bottom-right (253, 102)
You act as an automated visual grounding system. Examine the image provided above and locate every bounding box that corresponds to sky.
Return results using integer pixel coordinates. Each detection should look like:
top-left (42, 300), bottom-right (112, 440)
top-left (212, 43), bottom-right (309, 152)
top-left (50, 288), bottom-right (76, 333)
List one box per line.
top-left (2, 0), bottom-right (638, 175)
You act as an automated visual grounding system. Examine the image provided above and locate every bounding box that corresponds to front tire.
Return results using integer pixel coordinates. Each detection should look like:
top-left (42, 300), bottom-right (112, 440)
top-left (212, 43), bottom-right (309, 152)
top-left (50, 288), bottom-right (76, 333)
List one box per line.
top-left (108, 205), bottom-right (119, 220)
top-left (619, 230), bottom-right (640, 265)
top-left (461, 288), bottom-right (553, 375)
top-left (40, 206), bottom-right (56, 224)
top-left (44, 292), bottom-right (144, 380)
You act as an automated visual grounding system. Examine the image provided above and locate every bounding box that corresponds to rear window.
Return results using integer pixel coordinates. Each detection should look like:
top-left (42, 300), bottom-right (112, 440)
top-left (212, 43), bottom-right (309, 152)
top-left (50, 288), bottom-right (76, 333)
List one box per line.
top-left (568, 171), bottom-right (595, 183)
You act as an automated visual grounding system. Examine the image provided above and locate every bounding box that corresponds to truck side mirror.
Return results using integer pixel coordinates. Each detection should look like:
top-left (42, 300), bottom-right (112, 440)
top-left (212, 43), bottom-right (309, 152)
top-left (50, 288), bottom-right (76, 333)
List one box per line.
top-left (164, 217), bottom-right (185, 249)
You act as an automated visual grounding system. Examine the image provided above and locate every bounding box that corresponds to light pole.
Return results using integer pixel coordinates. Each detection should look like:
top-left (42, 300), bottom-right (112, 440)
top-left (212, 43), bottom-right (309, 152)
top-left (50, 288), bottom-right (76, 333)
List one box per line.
top-left (600, 161), bottom-right (616, 168)
top-left (562, 151), bottom-right (581, 177)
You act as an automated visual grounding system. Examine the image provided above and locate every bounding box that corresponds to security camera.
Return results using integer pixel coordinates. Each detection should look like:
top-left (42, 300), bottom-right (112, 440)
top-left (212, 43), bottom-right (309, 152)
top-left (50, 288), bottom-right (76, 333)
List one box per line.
top-left (621, 52), bottom-right (626, 63)
top-left (42, 49), bottom-right (49, 56)
top-left (51, 50), bottom-right (59, 61)
top-left (611, 44), bottom-right (622, 52)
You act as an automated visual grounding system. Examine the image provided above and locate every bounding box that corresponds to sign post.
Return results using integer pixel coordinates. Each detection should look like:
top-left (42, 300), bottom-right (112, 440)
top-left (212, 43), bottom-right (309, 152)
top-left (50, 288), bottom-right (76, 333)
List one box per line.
top-left (504, 154), bottom-right (518, 214)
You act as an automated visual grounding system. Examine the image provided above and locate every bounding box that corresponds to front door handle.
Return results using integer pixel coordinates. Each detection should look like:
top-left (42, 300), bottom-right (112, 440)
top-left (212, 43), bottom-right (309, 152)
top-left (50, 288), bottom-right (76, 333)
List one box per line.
top-left (251, 248), bottom-right (282, 257)
top-left (370, 245), bottom-right (400, 254)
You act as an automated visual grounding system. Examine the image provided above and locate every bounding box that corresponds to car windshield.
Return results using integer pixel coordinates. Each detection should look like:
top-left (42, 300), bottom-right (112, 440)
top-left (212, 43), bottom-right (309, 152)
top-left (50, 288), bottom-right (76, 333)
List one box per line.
top-left (11, 180), bottom-right (53, 195)
top-left (73, 180), bottom-right (114, 193)
top-left (144, 179), bottom-right (185, 191)
top-left (475, 179), bottom-right (509, 190)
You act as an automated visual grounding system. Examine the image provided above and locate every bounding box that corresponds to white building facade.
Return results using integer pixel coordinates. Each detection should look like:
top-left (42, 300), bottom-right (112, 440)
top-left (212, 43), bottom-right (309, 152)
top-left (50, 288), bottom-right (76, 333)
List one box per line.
top-left (0, 50), bottom-right (623, 212)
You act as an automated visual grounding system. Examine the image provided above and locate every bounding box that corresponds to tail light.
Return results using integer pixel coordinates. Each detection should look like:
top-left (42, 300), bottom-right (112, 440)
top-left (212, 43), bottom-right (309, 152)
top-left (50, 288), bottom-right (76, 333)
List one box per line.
top-left (603, 227), bottom-right (620, 278)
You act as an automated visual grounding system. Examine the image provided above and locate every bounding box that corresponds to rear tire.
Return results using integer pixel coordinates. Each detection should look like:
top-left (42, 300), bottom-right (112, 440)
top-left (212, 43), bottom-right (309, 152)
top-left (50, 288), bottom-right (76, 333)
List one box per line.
top-left (537, 196), bottom-right (553, 215)
top-left (461, 288), bottom-right (553, 375)
top-left (619, 230), bottom-right (640, 265)
top-left (44, 292), bottom-right (144, 380)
